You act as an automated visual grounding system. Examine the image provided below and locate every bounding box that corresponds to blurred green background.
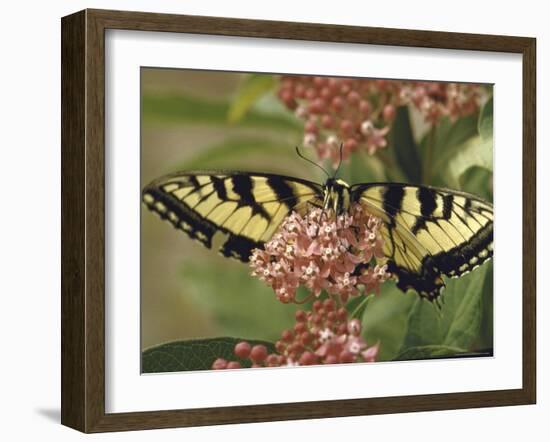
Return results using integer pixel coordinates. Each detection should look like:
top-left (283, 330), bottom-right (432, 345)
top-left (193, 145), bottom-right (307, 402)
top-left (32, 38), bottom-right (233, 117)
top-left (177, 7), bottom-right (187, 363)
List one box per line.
top-left (140, 68), bottom-right (493, 368)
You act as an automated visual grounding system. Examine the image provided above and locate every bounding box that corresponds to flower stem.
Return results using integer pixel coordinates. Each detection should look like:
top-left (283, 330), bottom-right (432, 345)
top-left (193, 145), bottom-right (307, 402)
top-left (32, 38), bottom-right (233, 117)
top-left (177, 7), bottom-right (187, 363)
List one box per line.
top-left (295, 291), bottom-right (315, 305)
top-left (350, 294), bottom-right (374, 319)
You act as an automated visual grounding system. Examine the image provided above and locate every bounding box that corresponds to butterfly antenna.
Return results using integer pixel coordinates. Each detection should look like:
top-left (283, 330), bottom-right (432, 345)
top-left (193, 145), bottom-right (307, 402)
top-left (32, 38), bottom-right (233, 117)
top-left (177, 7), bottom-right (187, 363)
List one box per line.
top-left (332, 143), bottom-right (344, 178)
top-left (295, 146), bottom-right (330, 178)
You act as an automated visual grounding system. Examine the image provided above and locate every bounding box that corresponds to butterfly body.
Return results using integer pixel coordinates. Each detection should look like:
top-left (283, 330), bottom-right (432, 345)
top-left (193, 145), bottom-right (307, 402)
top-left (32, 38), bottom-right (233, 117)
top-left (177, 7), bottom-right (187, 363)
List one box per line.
top-left (143, 171), bottom-right (493, 302)
top-left (322, 178), bottom-right (352, 215)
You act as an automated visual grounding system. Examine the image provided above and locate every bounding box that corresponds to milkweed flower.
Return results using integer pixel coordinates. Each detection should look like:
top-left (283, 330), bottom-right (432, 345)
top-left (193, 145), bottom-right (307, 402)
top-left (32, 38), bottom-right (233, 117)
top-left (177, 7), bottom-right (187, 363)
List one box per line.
top-left (211, 300), bottom-right (380, 369)
top-left (250, 204), bottom-right (390, 304)
top-left (277, 75), bottom-right (482, 166)
top-left (277, 76), bottom-right (395, 165)
top-left (399, 81), bottom-right (481, 124)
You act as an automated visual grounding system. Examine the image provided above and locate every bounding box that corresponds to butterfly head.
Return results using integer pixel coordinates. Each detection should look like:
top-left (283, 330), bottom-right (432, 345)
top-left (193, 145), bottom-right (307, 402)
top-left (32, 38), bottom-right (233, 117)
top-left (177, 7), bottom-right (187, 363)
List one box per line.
top-left (294, 143), bottom-right (351, 214)
top-left (323, 177), bottom-right (351, 215)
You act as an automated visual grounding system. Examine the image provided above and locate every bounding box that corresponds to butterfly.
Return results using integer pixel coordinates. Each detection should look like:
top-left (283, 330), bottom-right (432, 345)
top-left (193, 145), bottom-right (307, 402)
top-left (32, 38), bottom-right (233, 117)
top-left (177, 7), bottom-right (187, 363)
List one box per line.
top-left (142, 161), bottom-right (493, 302)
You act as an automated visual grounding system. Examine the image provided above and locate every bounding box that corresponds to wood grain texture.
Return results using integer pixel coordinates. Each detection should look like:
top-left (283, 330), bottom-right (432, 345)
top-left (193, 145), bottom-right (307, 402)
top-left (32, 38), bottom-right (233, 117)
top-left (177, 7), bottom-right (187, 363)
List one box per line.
top-left (85, 9), bottom-right (107, 432)
top-left (88, 8), bottom-right (533, 52)
top-left (61, 10), bottom-right (86, 431)
top-left (522, 37), bottom-right (536, 403)
top-left (60, 8), bottom-right (537, 433)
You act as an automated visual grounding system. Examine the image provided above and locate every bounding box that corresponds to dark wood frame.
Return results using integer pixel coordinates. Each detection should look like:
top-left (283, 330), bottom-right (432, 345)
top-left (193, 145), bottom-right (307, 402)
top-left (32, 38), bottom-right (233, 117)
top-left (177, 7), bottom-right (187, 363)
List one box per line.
top-left (61, 8), bottom-right (536, 433)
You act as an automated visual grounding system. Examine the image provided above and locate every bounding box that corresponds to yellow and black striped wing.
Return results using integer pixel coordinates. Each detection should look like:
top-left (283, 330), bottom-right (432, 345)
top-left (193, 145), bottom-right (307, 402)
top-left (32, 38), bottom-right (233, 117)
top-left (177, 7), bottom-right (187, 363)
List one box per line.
top-left (142, 171), bottom-right (323, 262)
top-left (352, 183), bottom-right (493, 301)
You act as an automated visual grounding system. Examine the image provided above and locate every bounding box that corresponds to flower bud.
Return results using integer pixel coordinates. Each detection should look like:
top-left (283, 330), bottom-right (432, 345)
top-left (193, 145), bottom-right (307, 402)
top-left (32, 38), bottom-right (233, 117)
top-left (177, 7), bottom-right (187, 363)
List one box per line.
top-left (295, 310), bottom-right (307, 322)
top-left (340, 119), bottom-right (354, 136)
top-left (359, 100), bottom-right (371, 116)
top-left (282, 329), bottom-right (294, 342)
top-left (212, 358), bottom-right (228, 370)
top-left (226, 361), bottom-right (242, 369)
top-left (304, 119), bottom-right (318, 134)
top-left (347, 319), bottom-right (362, 336)
top-left (331, 96), bottom-right (344, 112)
top-left (321, 114), bottom-right (334, 129)
top-left (339, 350), bottom-right (355, 363)
top-left (234, 341), bottom-right (252, 359)
top-left (344, 138), bottom-right (358, 153)
top-left (266, 354), bottom-right (281, 367)
top-left (250, 345), bottom-right (268, 363)
top-left (382, 104), bottom-right (396, 122)
top-left (347, 90), bottom-right (361, 105)
top-left (299, 351), bottom-right (318, 365)
top-left (337, 307), bottom-right (348, 321)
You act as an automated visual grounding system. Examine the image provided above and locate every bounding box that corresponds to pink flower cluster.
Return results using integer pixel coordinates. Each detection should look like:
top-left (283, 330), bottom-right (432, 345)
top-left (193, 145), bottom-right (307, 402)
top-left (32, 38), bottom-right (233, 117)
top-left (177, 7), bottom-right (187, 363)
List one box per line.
top-left (211, 299), bottom-right (379, 369)
top-left (399, 81), bottom-right (481, 125)
top-left (277, 75), bottom-right (481, 166)
top-left (250, 204), bottom-right (391, 304)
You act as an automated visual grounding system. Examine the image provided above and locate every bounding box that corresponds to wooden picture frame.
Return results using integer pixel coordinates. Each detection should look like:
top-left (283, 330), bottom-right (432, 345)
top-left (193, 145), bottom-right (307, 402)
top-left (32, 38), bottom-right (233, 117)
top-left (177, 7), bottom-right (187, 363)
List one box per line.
top-left (61, 8), bottom-right (536, 433)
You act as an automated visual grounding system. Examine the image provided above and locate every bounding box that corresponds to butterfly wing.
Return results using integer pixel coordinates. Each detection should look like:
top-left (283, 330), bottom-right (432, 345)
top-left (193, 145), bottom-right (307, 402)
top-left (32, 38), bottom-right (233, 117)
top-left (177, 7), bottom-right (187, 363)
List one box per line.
top-left (142, 171), bottom-right (323, 262)
top-left (352, 183), bottom-right (493, 301)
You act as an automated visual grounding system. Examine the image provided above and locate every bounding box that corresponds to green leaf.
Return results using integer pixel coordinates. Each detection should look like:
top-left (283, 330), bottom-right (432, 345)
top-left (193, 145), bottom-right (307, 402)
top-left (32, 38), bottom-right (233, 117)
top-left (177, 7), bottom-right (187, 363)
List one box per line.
top-left (400, 297), bottom-right (443, 349)
top-left (478, 261), bottom-right (494, 350)
top-left (227, 75), bottom-right (277, 123)
top-left (361, 281), bottom-right (417, 361)
top-left (443, 264), bottom-right (490, 349)
top-left (420, 114), bottom-right (479, 184)
top-left (394, 345), bottom-right (469, 361)
top-left (142, 337), bottom-right (276, 373)
top-left (390, 106), bottom-right (422, 183)
top-left (347, 294), bottom-right (375, 320)
top-left (399, 264), bottom-right (491, 354)
top-left (460, 166), bottom-right (493, 202)
top-left (180, 259), bottom-right (311, 342)
top-left (431, 115), bottom-right (479, 162)
top-left (142, 93), bottom-right (301, 132)
top-left (478, 97), bottom-right (493, 141)
top-left (342, 150), bottom-right (387, 184)
top-left (175, 137), bottom-right (305, 171)
top-left (444, 135), bottom-right (493, 189)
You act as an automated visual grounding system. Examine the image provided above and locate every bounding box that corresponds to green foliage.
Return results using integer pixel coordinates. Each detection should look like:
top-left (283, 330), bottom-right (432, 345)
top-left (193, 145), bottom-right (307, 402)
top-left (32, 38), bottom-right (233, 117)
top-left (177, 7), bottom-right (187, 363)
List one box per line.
top-left (142, 337), bottom-right (275, 373)
top-left (142, 93), bottom-right (301, 132)
top-left (478, 262), bottom-right (494, 350)
top-left (362, 264), bottom-right (491, 362)
top-left (386, 108), bottom-right (489, 189)
top-left (228, 74), bottom-right (277, 123)
top-left (444, 135), bottom-right (492, 189)
top-left (180, 259), bottom-right (311, 342)
top-left (460, 166), bottom-right (493, 203)
top-left (346, 294), bottom-right (375, 320)
top-left (389, 106), bottom-right (423, 183)
top-left (342, 150), bottom-right (388, 184)
top-left (478, 97), bottom-right (494, 141)
top-left (424, 114), bottom-right (479, 178)
top-left (395, 345), bottom-right (468, 361)
top-left (414, 115), bottom-right (479, 188)
top-left (361, 282), bottom-right (417, 361)
top-left (399, 263), bottom-right (490, 353)
top-left (426, 98), bottom-right (493, 191)
top-left (175, 137), bottom-right (305, 171)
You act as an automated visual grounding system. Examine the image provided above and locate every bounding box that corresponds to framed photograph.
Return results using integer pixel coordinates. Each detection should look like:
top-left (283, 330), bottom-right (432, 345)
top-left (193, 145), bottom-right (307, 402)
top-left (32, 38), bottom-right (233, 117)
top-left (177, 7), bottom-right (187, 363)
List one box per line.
top-left (61, 9), bottom-right (536, 433)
